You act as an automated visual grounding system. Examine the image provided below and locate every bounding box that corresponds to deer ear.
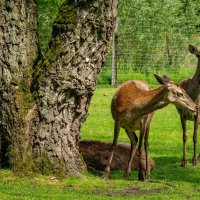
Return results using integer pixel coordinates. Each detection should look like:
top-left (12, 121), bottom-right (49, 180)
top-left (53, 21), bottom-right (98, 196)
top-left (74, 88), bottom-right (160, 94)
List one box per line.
top-left (189, 44), bottom-right (198, 54)
top-left (154, 74), bottom-right (164, 85)
top-left (162, 74), bottom-right (171, 83)
top-left (154, 74), bottom-right (171, 85)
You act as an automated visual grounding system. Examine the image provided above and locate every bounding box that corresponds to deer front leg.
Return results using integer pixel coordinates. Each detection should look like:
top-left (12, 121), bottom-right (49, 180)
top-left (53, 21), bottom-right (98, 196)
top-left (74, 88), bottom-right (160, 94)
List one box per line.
top-left (124, 131), bottom-right (137, 179)
top-left (102, 123), bottom-right (119, 179)
top-left (180, 116), bottom-right (187, 167)
top-left (192, 115), bottom-right (199, 166)
top-left (144, 125), bottom-right (150, 179)
top-left (144, 113), bottom-right (153, 179)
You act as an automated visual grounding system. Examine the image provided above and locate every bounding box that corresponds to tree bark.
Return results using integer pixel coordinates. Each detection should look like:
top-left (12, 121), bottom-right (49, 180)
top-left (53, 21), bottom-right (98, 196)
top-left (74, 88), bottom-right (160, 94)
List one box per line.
top-left (0, 0), bottom-right (39, 168)
top-left (0, 0), bottom-right (118, 176)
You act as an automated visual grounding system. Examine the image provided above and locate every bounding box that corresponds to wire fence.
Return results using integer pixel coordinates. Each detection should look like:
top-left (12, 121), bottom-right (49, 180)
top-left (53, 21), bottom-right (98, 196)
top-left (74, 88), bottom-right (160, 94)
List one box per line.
top-left (98, 17), bottom-right (200, 86)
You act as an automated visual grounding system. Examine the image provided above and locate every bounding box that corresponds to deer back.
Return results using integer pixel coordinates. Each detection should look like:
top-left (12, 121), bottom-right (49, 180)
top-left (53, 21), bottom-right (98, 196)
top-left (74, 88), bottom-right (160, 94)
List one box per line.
top-left (111, 80), bottom-right (151, 122)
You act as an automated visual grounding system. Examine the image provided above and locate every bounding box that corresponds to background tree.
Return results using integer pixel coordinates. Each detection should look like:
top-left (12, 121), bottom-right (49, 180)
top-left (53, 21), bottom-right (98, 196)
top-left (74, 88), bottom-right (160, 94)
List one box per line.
top-left (100, 0), bottom-right (200, 83)
top-left (118, 0), bottom-right (200, 71)
top-left (0, 0), bottom-right (118, 175)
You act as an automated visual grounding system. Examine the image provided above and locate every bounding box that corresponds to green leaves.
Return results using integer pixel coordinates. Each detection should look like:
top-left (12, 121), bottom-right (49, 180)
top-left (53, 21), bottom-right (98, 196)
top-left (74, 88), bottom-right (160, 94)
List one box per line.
top-left (108, 0), bottom-right (200, 73)
top-left (38, 0), bottom-right (64, 53)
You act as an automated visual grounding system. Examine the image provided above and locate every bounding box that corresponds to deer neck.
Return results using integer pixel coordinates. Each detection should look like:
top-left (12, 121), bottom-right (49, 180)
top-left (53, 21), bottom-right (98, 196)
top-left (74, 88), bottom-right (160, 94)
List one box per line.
top-left (192, 59), bottom-right (200, 81)
top-left (190, 58), bottom-right (200, 99)
top-left (140, 86), bottom-right (168, 115)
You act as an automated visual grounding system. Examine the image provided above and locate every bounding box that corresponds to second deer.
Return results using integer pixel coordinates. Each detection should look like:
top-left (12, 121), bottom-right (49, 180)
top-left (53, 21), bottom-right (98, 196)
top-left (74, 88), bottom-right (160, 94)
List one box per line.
top-left (176, 44), bottom-right (200, 167)
top-left (103, 74), bottom-right (197, 181)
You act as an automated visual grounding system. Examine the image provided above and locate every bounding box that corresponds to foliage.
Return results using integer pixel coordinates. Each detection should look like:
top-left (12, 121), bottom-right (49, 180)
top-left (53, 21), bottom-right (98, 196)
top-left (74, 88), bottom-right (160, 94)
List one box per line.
top-left (103, 0), bottom-right (200, 76)
top-left (38, 0), bottom-right (64, 53)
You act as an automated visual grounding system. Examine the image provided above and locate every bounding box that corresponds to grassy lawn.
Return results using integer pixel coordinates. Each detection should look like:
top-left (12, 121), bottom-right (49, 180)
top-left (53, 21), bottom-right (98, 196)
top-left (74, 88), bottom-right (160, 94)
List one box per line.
top-left (81, 87), bottom-right (200, 199)
top-left (0, 86), bottom-right (200, 199)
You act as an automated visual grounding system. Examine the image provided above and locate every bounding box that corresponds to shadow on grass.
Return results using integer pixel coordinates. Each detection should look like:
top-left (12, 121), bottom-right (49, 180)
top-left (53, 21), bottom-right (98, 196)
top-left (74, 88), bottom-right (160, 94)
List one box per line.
top-left (148, 156), bottom-right (200, 183)
top-left (96, 156), bottom-right (200, 184)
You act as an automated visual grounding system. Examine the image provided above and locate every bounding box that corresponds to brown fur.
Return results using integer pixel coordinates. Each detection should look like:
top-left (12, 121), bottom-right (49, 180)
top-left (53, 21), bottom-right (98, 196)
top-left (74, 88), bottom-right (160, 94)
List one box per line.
top-left (79, 140), bottom-right (155, 172)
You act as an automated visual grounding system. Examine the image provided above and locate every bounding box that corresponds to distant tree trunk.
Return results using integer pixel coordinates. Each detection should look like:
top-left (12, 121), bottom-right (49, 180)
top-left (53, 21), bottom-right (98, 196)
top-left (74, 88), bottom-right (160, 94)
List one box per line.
top-left (165, 35), bottom-right (173, 67)
top-left (111, 18), bottom-right (118, 86)
top-left (0, 0), bottom-right (118, 176)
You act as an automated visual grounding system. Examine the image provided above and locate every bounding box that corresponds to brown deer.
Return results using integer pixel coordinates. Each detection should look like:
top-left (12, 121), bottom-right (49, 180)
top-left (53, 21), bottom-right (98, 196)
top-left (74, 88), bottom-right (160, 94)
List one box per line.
top-left (176, 44), bottom-right (200, 167)
top-left (102, 74), bottom-right (197, 181)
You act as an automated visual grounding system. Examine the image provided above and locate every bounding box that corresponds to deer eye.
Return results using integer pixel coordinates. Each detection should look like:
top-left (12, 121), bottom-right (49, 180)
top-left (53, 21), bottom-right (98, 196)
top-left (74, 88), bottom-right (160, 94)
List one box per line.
top-left (177, 92), bottom-right (183, 97)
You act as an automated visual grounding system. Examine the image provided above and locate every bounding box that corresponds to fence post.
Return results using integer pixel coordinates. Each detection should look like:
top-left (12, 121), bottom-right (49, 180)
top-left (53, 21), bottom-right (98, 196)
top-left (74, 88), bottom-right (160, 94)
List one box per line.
top-left (111, 18), bottom-right (118, 86)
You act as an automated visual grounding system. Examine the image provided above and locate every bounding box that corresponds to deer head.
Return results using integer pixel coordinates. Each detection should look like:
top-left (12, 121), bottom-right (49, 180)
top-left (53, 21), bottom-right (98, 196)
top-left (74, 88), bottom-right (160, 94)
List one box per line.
top-left (154, 74), bottom-right (197, 113)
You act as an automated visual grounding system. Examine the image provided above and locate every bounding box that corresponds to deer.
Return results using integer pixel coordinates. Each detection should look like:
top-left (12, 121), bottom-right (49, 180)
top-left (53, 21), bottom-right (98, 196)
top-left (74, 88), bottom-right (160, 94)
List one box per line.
top-left (102, 74), bottom-right (197, 181)
top-left (176, 44), bottom-right (200, 167)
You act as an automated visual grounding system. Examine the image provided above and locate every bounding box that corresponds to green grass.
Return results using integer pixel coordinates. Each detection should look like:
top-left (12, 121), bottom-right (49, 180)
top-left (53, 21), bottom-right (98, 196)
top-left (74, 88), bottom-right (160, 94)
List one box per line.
top-left (0, 86), bottom-right (200, 199)
top-left (97, 66), bottom-right (196, 86)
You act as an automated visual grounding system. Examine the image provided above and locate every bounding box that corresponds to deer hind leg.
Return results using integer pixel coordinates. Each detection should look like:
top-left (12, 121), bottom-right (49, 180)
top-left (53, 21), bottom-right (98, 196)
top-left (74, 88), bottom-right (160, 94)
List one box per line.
top-left (102, 122), bottom-right (120, 179)
top-left (124, 130), bottom-right (137, 178)
top-left (192, 115), bottom-right (199, 166)
top-left (180, 116), bottom-right (187, 167)
top-left (137, 123), bottom-right (147, 181)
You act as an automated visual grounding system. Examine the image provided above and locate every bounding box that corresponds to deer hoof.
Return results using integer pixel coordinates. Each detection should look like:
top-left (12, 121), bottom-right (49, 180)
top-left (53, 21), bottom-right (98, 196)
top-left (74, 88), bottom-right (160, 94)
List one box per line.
top-left (145, 173), bottom-right (150, 180)
top-left (181, 160), bottom-right (187, 167)
top-left (138, 172), bottom-right (145, 182)
top-left (102, 172), bottom-right (108, 179)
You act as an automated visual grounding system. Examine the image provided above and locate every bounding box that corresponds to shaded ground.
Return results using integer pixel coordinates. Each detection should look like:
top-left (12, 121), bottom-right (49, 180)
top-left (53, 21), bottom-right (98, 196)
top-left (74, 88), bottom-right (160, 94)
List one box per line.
top-left (79, 140), bottom-right (155, 173)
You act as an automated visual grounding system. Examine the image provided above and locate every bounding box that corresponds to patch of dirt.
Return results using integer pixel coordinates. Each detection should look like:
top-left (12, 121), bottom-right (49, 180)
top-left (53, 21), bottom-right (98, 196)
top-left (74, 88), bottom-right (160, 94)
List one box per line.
top-left (91, 179), bottom-right (177, 197)
top-left (92, 186), bottom-right (167, 196)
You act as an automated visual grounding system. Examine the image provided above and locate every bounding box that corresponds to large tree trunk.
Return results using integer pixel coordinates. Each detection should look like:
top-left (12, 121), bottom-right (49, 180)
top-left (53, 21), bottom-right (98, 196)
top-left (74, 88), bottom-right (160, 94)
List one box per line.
top-left (0, 0), bottom-right (39, 168)
top-left (0, 0), bottom-right (118, 176)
